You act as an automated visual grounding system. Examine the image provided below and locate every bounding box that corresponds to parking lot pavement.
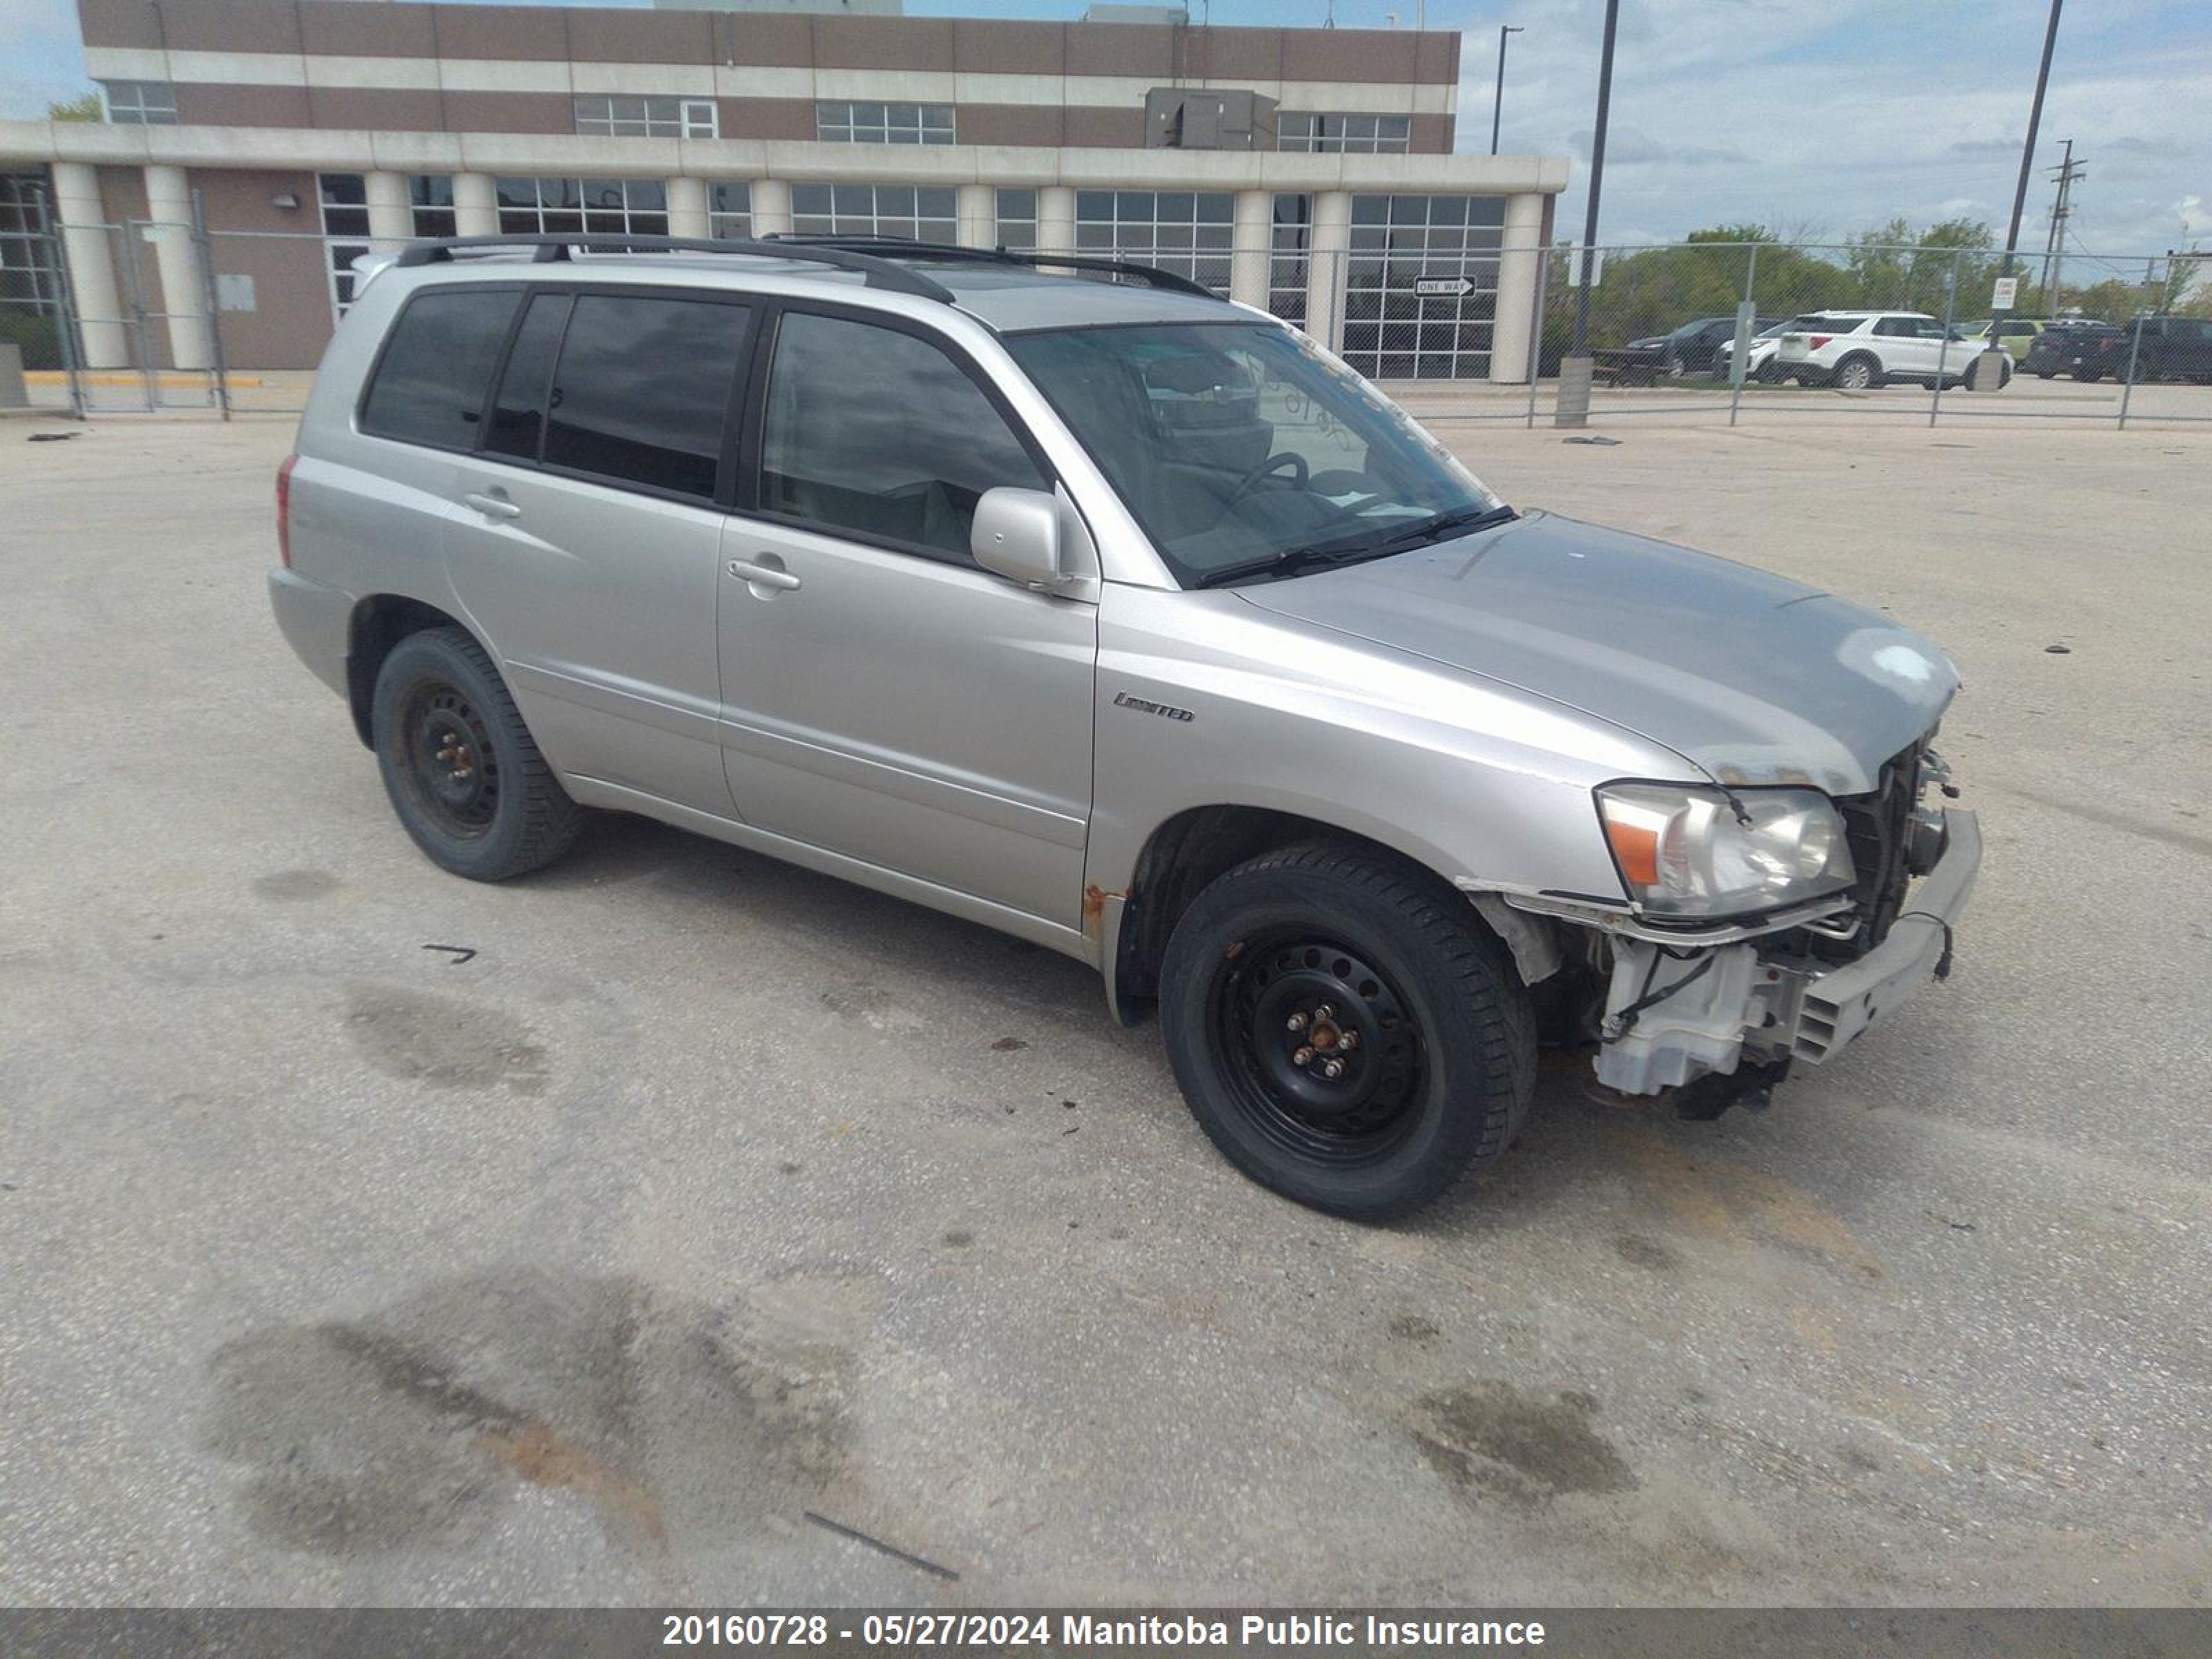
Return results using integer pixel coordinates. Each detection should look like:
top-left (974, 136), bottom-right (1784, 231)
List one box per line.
top-left (2, 415), bottom-right (2209, 1607)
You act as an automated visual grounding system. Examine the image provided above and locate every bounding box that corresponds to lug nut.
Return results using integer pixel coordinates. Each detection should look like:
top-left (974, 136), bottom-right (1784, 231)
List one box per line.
top-left (1286, 1012), bottom-right (1308, 1033)
top-left (1339, 1030), bottom-right (1360, 1051)
top-left (1292, 1046), bottom-right (1315, 1067)
top-left (1314, 1003), bottom-right (1335, 1022)
top-left (1321, 1059), bottom-right (1344, 1080)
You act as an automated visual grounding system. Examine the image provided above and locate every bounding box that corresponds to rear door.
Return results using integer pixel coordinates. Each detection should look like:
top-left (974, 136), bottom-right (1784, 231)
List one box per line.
top-left (1873, 315), bottom-right (1932, 377)
top-left (442, 285), bottom-right (758, 815)
top-left (713, 302), bottom-right (1098, 928)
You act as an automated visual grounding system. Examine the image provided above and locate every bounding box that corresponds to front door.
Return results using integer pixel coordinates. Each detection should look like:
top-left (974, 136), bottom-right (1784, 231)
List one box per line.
top-left (714, 304), bottom-right (1098, 928)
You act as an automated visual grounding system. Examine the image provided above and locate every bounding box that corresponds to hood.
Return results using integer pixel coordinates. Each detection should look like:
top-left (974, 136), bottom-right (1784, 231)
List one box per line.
top-left (1234, 511), bottom-right (1958, 796)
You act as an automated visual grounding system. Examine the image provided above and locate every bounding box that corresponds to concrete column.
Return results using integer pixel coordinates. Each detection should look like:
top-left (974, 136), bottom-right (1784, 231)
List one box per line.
top-left (957, 182), bottom-right (993, 250)
top-left (1488, 190), bottom-right (1546, 385)
top-left (452, 172), bottom-right (498, 238)
top-left (1037, 185), bottom-right (1075, 258)
top-left (750, 178), bottom-right (791, 238)
top-left (1303, 190), bottom-right (1351, 353)
top-left (666, 176), bottom-right (709, 238)
top-left (1230, 187), bottom-right (1271, 309)
top-left (50, 161), bottom-right (127, 369)
top-left (364, 170), bottom-right (413, 250)
top-left (141, 165), bottom-right (215, 371)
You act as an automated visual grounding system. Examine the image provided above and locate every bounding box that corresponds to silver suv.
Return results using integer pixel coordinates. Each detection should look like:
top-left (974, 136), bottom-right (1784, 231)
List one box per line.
top-left (270, 234), bottom-right (1980, 1220)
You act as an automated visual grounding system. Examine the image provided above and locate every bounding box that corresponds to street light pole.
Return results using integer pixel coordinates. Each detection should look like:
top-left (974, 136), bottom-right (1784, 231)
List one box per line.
top-left (1490, 25), bottom-right (1523, 156)
top-left (1979, 0), bottom-right (2063, 386)
top-left (1569, 0), bottom-right (1620, 356)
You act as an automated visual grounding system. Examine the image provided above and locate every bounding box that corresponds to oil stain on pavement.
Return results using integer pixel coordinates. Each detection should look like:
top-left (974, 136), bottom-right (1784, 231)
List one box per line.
top-left (341, 984), bottom-right (550, 1096)
top-left (202, 1267), bottom-right (857, 1564)
top-left (1409, 1380), bottom-right (1638, 1507)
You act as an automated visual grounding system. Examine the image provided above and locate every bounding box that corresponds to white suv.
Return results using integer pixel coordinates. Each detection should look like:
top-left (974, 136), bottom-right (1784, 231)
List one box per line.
top-left (1774, 310), bottom-right (2006, 391)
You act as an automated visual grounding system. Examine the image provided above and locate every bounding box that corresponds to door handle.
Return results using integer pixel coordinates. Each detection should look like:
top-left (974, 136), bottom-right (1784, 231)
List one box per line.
top-left (727, 559), bottom-right (801, 592)
top-left (463, 491), bottom-right (521, 521)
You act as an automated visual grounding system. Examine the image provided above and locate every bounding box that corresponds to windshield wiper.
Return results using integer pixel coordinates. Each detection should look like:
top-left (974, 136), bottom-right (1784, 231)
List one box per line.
top-left (1190, 503), bottom-right (1518, 590)
top-left (1362, 502), bottom-right (1519, 552)
top-left (1192, 545), bottom-right (1365, 589)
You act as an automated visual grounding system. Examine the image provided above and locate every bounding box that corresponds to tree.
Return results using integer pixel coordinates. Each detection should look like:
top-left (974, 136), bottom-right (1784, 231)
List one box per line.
top-left (46, 91), bottom-right (102, 123)
top-left (1844, 217), bottom-right (1994, 315)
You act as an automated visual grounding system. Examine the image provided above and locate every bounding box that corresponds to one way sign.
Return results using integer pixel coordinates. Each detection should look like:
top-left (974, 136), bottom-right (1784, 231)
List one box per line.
top-left (1413, 276), bottom-right (1475, 298)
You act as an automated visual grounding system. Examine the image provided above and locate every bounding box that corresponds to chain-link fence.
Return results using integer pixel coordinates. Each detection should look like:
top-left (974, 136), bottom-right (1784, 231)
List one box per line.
top-left (1511, 238), bottom-right (2212, 429)
top-left (12, 206), bottom-right (2209, 431)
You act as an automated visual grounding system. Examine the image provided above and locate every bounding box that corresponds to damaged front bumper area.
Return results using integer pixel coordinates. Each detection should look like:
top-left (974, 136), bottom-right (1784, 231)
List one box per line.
top-left (1589, 808), bottom-right (1980, 1107)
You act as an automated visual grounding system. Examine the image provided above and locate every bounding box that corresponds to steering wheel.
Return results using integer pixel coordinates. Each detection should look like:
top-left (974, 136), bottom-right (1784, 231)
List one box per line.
top-left (1221, 451), bottom-right (1309, 512)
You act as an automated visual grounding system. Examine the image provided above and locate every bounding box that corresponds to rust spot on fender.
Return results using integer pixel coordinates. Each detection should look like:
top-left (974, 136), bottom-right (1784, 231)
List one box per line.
top-left (1082, 884), bottom-right (1124, 939)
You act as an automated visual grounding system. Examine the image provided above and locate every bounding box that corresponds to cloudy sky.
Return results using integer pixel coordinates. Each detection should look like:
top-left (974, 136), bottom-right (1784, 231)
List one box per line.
top-left (4, 0), bottom-right (2206, 256)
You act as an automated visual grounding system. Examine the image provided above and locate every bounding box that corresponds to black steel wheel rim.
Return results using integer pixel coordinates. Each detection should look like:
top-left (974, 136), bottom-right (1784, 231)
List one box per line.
top-left (1208, 930), bottom-right (1428, 1164)
top-left (397, 677), bottom-right (500, 838)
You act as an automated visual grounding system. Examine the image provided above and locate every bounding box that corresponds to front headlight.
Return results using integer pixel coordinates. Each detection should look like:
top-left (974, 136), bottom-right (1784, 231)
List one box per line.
top-left (1595, 784), bottom-right (1856, 918)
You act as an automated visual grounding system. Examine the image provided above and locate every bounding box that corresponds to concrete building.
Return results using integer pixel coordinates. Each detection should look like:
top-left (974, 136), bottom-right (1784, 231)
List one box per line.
top-left (0, 0), bottom-right (1565, 380)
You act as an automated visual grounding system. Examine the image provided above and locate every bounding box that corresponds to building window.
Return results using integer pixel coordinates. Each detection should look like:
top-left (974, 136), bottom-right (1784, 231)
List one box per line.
top-left (409, 176), bottom-right (457, 238)
top-left (994, 189), bottom-right (1037, 251)
top-left (1341, 194), bottom-right (1506, 381)
top-left (708, 182), bottom-right (751, 240)
top-left (1268, 194), bottom-right (1311, 330)
top-left (496, 178), bottom-right (670, 238)
top-left (317, 173), bottom-right (372, 320)
top-left (101, 80), bottom-right (178, 125)
top-left (317, 174), bottom-right (457, 319)
top-left (1074, 190), bottom-right (1234, 296)
top-left (573, 95), bottom-right (718, 140)
top-left (789, 183), bottom-right (957, 242)
top-left (816, 102), bottom-right (955, 145)
top-left (0, 176), bottom-right (68, 355)
top-left (1278, 113), bottom-right (1411, 154)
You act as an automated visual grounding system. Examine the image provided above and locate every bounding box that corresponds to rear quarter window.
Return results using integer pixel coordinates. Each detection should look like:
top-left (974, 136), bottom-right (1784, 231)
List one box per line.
top-left (359, 287), bottom-right (521, 450)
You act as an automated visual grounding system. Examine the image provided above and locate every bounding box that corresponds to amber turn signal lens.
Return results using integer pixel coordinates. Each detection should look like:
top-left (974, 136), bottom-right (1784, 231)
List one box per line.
top-left (1605, 820), bottom-right (1661, 888)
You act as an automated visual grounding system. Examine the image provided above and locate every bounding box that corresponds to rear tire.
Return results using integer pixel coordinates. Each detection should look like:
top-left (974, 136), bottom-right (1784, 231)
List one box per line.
top-left (1158, 841), bottom-right (1535, 1221)
top-left (2035, 369), bottom-right (2056, 379)
top-left (371, 626), bottom-right (581, 881)
top-left (1833, 353), bottom-right (1881, 391)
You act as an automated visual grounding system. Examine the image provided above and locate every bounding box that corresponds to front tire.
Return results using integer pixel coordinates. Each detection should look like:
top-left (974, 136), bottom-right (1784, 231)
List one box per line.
top-left (371, 626), bottom-right (581, 881)
top-left (1158, 842), bottom-right (1535, 1221)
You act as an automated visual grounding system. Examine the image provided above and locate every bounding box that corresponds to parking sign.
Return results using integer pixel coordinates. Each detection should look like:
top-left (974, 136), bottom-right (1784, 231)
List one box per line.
top-left (1991, 276), bottom-right (2019, 310)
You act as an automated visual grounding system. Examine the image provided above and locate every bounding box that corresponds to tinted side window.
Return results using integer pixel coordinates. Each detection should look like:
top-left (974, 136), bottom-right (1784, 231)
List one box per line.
top-left (360, 288), bottom-right (518, 449)
top-left (759, 312), bottom-right (1046, 558)
top-left (543, 293), bottom-right (753, 499)
top-left (485, 292), bottom-right (570, 461)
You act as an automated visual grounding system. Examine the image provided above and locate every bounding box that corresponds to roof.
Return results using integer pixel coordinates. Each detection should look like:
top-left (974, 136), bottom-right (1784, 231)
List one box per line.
top-left (925, 263), bottom-right (1250, 331)
top-left (384, 236), bottom-right (1255, 334)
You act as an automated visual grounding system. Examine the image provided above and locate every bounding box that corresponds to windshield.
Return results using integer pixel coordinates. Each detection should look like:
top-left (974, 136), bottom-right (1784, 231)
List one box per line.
top-left (1005, 321), bottom-right (1501, 588)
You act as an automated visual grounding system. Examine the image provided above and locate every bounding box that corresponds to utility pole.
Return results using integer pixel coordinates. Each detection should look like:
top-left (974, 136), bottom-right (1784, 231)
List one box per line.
top-left (2038, 140), bottom-right (2084, 310)
top-left (1490, 25), bottom-right (1524, 156)
top-left (1978, 0), bottom-right (2064, 386)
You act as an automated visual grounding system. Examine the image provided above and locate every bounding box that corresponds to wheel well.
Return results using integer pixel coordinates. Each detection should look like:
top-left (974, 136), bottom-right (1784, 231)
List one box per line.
top-left (346, 595), bottom-right (467, 748)
top-left (1113, 806), bottom-right (1461, 1011)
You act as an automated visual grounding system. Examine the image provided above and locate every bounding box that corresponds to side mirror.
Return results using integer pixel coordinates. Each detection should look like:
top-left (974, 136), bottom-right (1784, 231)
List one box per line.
top-left (971, 487), bottom-right (1066, 589)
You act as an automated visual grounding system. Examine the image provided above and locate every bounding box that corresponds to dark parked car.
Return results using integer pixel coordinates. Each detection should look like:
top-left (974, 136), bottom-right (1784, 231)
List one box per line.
top-left (1624, 315), bottom-right (1785, 377)
top-left (2027, 316), bottom-right (2212, 383)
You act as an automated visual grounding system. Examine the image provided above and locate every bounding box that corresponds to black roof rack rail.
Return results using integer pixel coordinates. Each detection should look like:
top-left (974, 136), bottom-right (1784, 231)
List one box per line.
top-left (762, 234), bottom-right (1221, 300)
top-left (388, 232), bottom-right (954, 300)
